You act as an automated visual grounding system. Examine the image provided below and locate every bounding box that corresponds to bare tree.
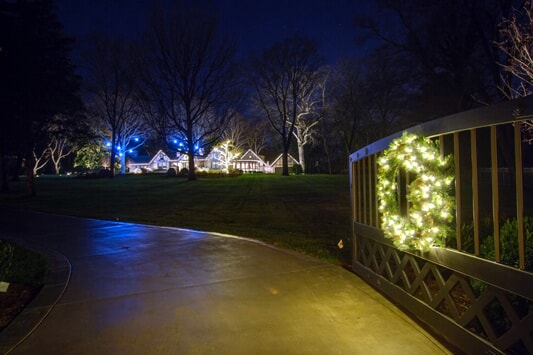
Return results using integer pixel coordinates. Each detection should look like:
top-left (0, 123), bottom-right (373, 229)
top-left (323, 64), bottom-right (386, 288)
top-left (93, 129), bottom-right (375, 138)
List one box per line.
top-left (32, 147), bottom-right (50, 175)
top-left (325, 58), bottom-right (368, 158)
top-left (31, 113), bottom-right (87, 175)
top-left (46, 114), bottom-right (88, 174)
top-left (115, 119), bottom-right (147, 174)
top-left (497, 1), bottom-right (533, 97)
top-left (222, 113), bottom-right (248, 151)
top-left (245, 117), bottom-right (270, 155)
top-left (363, 47), bottom-right (413, 136)
top-left (250, 35), bottom-right (324, 175)
top-left (141, 3), bottom-right (240, 180)
top-left (496, 0), bottom-right (533, 142)
top-left (356, 0), bottom-right (519, 119)
top-left (212, 140), bottom-right (241, 173)
top-left (291, 66), bottom-right (329, 173)
top-left (222, 113), bottom-right (272, 155)
top-left (321, 58), bottom-right (378, 173)
top-left (85, 36), bottom-right (141, 177)
top-left (48, 137), bottom-right (73, 174)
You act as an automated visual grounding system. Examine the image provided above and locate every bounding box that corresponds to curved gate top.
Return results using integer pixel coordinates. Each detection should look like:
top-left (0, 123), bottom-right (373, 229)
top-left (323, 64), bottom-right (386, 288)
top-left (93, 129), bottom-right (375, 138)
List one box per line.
top-left (349, 97), bottom-right (533, 354)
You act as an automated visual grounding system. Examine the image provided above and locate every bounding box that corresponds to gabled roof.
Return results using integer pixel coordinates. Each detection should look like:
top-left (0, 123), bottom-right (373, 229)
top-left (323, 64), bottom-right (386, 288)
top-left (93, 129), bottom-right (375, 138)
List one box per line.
top-left (204, 147), bottom-right (231, 161)
top-left (270, 153), bottom-right (299, 166)
top-left (176, 153), bottom-right (189, 162)
top-left (147, 150), bottom-right (176, 165)
top-left (237, 149), bottom-right (266, 164)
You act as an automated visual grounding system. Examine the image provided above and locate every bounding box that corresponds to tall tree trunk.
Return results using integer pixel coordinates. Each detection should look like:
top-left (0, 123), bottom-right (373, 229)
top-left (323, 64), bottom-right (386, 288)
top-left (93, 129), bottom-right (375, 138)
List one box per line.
top-left (54, 160), bottom-right (60, 175)
top-left (297, 143), bottom-right (306, 173)
top-left (120, 153), bottom-right (126, 174)
top-left (282, 149), bottom-right (289, 176)
top-left (187, 137), bottom-right (197, 181)
top-left (109, 136), bottom-right (116, 178)
top-left (187, 152), bottom-right (196, 180)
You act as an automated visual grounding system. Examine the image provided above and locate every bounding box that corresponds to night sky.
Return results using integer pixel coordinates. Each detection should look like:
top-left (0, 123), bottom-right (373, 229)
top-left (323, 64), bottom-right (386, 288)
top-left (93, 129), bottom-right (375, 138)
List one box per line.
top-left (55, 0), bottom-right (374, 64)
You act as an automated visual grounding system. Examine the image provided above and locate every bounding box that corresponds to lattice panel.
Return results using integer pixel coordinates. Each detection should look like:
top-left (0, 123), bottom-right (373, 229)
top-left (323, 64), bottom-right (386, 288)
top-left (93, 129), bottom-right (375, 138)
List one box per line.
top-left (356, 235), bottom-right (533, 354)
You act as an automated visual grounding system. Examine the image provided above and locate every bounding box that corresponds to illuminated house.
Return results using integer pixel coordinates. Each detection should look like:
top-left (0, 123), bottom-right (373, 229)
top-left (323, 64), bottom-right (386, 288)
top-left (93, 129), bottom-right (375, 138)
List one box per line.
top-left (128, 150), bottom-right (180, 173)
top-left (127, 148), bottom-right (298, 174)
top-left (269, 153), bottom-right (299, 174)
top-left (234, 150), bottom-right (298, 173)
top-left (234, 149), bottom-right (267, 173)
top-left (197, 148), bottom-right (269, 172)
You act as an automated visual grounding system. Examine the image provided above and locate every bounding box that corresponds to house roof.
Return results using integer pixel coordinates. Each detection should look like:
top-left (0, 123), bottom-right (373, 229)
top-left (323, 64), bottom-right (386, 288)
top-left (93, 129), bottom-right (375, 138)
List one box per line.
top-left (237, 149), bottom-right (266, 164)
top-left (271, 153), bottom-right (299, 166)
top-left (146, 150), bottom-right (172, 165)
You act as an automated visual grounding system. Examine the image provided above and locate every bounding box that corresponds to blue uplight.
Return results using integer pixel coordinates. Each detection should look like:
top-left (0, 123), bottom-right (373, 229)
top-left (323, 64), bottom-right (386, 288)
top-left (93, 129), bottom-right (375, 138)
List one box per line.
top-left (106, 142), bottom-right (111, 147)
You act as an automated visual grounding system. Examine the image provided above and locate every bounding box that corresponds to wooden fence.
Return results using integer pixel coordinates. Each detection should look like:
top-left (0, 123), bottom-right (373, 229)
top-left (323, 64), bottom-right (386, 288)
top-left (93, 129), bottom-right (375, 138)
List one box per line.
top-left (349, 97), bottom-right (533, 354)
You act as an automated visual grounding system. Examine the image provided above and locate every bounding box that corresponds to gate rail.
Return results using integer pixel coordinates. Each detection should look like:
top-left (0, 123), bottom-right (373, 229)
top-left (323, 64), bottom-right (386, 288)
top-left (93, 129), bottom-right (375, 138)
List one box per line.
top-left (349, 97), bottom-right (533, 354)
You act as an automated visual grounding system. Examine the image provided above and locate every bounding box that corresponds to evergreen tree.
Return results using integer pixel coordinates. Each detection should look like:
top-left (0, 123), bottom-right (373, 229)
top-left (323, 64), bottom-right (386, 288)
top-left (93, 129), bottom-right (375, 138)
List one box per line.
top-left (0, 0), bottom-right (82, 194)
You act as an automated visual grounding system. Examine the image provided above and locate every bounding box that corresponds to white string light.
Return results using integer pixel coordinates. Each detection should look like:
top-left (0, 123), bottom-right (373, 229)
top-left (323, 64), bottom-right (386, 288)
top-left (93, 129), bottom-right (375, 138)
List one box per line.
top-left (377, 133), bottom-right (455, 252)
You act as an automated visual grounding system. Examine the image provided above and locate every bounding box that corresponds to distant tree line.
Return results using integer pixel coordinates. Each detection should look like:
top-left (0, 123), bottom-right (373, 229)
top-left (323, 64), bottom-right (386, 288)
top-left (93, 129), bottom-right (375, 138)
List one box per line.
top-left (1, 0), bottom-right (531, 194)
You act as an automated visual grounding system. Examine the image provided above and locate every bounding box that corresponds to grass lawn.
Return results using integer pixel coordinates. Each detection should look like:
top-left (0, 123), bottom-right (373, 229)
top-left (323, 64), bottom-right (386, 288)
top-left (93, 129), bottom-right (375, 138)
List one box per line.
top-left (0, 174), bottom-right (353, 263)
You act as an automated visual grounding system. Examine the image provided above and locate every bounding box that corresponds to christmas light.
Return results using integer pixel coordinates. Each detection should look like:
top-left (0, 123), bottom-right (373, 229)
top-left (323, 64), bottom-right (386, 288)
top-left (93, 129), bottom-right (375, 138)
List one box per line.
top-left (377, 132), bottom-right (455, 252)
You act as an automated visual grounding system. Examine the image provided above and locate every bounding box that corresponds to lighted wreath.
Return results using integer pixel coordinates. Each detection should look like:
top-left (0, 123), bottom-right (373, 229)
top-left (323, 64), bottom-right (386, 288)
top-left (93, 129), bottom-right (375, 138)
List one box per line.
top-left (377, 132), bottom-right (455, 252)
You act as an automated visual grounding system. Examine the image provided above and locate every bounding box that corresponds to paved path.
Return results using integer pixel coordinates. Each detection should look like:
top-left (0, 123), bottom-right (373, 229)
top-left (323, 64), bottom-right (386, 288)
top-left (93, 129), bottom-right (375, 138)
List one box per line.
top-left (0, 208), bottom-right (451, 354)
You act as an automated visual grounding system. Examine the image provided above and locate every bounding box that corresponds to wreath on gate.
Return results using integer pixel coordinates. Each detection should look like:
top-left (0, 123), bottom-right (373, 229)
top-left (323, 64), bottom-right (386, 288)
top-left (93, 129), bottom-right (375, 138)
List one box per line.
top-left (377, 132), bottom-right (455, 252)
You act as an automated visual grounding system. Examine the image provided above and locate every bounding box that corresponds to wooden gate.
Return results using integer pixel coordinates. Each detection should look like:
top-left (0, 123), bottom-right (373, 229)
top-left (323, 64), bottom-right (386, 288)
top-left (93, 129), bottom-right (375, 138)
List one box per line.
top-left (349, 97), bottom-right (533, 354)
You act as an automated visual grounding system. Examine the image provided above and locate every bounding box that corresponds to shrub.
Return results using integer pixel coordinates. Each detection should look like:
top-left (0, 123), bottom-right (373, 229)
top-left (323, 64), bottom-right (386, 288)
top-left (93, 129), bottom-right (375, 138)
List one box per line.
top-left (448, 217), bottom-right (494, 254)
top-left (166, 167), bottom-right (177, 177)
top-left (179, 167), bottom-right (189, 177)
top-left (0, 240), bottom-right (49, 287)
top-left (292, 164), bottom-right (303, 175)
top-left (469, 218), bottom-right (533, 339)
top-left (98, 168), bottom-right (113, 178)
top-left (76, 169), bottom-right (100, 179)
top-left (230, 168), bottom-right (243, 175)
top-left (481, 216), bottom-right (533, 271)
top-left (0, 240), bottom-right (15, 281)
top-left (195, 170), bottom-right (209, 177)
top-left (447, 216), bottom-right (533, 271)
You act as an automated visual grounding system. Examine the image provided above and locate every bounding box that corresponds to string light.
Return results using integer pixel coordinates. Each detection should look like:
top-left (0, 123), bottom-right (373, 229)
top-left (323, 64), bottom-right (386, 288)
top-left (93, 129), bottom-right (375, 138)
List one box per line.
top-left (377, 132), bottom-right (455, 252)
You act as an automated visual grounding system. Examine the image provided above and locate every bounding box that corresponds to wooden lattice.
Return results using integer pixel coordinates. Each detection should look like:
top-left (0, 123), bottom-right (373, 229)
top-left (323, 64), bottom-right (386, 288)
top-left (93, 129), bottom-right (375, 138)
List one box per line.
top-left (356, 235), bottom-right (533, 353)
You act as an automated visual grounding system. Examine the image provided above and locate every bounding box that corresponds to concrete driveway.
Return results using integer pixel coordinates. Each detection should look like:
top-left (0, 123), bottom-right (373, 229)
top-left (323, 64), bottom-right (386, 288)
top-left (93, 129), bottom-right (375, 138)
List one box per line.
top-left (0, 208), bottom-right (451, 354)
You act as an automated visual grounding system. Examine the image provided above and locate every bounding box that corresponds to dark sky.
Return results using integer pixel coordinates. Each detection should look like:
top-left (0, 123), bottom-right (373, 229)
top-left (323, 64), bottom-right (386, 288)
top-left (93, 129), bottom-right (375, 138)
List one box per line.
top-left (55, 0), bottom-right (374, 64)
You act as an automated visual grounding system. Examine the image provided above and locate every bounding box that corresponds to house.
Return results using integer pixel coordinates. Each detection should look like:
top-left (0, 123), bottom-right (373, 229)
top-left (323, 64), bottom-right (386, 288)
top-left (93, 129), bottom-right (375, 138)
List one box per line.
top-left (196, 147), bottom-right (225, 171)
top-left (269, 153), bottom-right (299, 174)
top-left (196, 147), bottom-right (269, 173)
top-left (128, 148), bottom-right (299, 174)
top-left (234, 149), bottom-right (267, 173)
top-left (128, 150), bottom-right (181, 173)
